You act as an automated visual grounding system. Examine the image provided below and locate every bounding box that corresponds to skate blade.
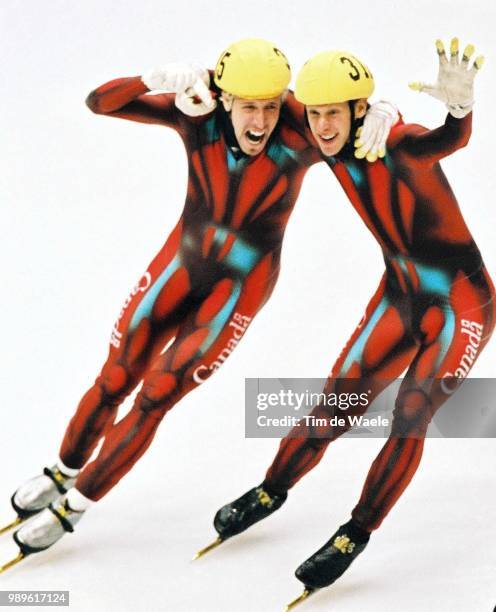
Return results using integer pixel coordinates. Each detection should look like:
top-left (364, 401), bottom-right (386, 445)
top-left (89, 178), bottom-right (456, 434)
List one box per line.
top-left (285, 588), bottom-right (316, 611)
top-left (0, 552), bottom-right (25, 574)
top-left (0, 517), bottom-right (23, 535)
top-left (192, 537), bottom-right (223, 560)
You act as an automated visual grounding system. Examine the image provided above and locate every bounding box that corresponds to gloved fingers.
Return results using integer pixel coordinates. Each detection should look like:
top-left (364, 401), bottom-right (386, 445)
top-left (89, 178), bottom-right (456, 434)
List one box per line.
top-left (169, 63), bottom-right (205, 92)
top-left (374, 122), bottom-right (388, 157)
top-left (449, 37), bottom-right (459, 66)
top-left (354, 145), bottom-right (368, 160)
top-left (355, 102), bottom-right (394, 160)
top-left (462, 44), bottom-right (484, 76)
top-left (355, 136), bottom-right (377, 159)
top-left (461, 44), bottom-right (475, 67)
top-left (355, 145), bottom-right (369, 159)
top-left (355, 121), bottom-right (371, 148)
top-left (409, 81), bottom-right (437, 96)
top-left (366, 123), bottom-right (384, 156)
top-left (178, 70), bottom-right (198, 92)
top-left (354, 122), bottom-right (377, 158)
top-left (366, 148), bottom-right (379, 163)
top-left (470, 55), bottom-right (485, 74)
top-left (175, 91), bottom-right (216, 117)
top-left (189, 78), bottom-right (215, 107)
top-left (356, 140), bottom-right (386, 162)
top-left (143, 63), bottom-right (210, 94)
top-left (142, 68), bottom-right (167, 91)
top-left (354, 138), bottom-right (370, 158)
top-left (175, 91), bottom-right (192, 111)
top-left (365, 123), bottom-right (388, 162)
top-left (354, 126), bottom-right (363, 146)
top-left (435, 39), bottom-right (448, 66)
top-left (357, 116), bottom-right (379, 149)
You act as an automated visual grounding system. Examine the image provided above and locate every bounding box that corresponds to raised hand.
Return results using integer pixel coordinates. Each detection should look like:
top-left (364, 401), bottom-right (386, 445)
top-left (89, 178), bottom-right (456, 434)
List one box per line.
top-left (409, 37), bottom-right (484, 118)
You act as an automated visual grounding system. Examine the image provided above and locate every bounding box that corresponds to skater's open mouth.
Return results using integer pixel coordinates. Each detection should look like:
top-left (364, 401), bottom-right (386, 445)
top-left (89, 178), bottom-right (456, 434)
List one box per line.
top-left (318, 132), bottom-right (338, 143)
top-left (246, 130), bottom-right (265, 144)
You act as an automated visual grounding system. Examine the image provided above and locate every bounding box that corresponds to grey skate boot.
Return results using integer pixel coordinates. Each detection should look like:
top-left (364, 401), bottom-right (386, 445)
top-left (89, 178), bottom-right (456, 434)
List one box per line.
top-left (0, 498), bottom-right (84, 573)
top-left (1, 465), bottom-right (78, 535)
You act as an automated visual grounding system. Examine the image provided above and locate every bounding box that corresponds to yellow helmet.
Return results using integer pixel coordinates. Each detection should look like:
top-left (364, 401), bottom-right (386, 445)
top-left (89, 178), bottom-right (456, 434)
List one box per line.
top-left (214, 38), bottom-right (291, 99)
top-left (295, 50), bottom-right (374, 105)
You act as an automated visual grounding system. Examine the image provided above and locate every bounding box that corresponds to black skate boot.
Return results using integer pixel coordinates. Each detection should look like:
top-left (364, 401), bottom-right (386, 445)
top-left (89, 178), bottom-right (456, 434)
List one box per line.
top-left (194, 484), bottom-right (287, 559)
top-left (286, 520), bottom-right (370, 609)
top-left (214, 484), bottom-right (287, 539)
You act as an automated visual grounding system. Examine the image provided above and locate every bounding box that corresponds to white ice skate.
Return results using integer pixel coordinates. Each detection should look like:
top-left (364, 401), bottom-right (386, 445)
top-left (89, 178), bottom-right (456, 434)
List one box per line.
top-left (0, 497), bottom-right (84, 573)
top-left (1, 465), bottom-right (77, 535)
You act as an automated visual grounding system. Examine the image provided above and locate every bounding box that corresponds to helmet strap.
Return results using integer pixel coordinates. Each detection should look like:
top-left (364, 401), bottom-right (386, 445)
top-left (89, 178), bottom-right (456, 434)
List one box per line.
top-left (348, 100), bottom-right (363, 140)
top-left (335, 100), bottom-right (368, 160)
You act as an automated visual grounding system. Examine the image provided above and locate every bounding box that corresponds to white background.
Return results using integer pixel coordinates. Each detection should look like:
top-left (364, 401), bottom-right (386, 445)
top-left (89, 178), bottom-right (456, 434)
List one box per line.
top-left (2, 1), bottom-right (495, 610)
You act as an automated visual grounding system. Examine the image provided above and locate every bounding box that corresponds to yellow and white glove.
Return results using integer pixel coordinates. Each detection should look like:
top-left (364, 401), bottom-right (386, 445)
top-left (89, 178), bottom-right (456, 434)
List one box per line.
top-left (409, 37), bottom-right (484, 119)
top-left (355, 101), bottom-right (399, 162)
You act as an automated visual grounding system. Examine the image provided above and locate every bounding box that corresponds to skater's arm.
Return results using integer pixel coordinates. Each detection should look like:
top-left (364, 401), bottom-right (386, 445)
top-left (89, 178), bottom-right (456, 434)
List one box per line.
top-left (391, 112), bottom-right (472, 164)
top-left (86, 77), bottom-right (180, 127)
top-left (86, 63), bottom-right (215, 127)
top-left (280, 91), bottom-right (307, 135)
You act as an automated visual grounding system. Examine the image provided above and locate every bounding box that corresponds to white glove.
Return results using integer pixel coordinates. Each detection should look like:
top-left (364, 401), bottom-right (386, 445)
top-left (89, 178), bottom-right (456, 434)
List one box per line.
top-left (175, 74), bottom-right (217, 117)
top-left (409, 38), bottom-right (484, 119)
top-left (355, 101), bottom-right (399, 162)
top-left (142, 62), bottom-right (207, 93)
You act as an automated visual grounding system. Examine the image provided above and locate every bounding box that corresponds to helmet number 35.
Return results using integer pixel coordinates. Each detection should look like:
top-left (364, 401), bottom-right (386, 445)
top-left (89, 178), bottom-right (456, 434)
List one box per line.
top-left (273, 47), bottom-right (290, 70)
top-left (216, 51), bottom-right (232, 80)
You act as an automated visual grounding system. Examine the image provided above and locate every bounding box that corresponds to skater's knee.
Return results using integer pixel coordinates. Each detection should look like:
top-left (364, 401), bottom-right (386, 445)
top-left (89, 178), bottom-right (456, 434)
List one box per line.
top-left (98, 363), bottom-right (129, 397)
top-left (139, 372), bottom-right (178, 416)
top-left (392, 388), bottom-right (432, 437)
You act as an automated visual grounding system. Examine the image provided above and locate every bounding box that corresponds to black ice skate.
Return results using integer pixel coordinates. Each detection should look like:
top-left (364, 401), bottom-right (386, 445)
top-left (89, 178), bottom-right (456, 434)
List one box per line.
top-left (286, 520), bottom-right (370, 610)
top-left (193, 484), bottom-right (287, 559)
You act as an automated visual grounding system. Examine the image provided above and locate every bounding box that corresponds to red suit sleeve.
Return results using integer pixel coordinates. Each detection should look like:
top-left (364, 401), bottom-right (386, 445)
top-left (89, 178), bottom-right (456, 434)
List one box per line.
top-left (86, 76), bottom-right (180, 128)
top-left (388, 112), bottom-right (472, 165)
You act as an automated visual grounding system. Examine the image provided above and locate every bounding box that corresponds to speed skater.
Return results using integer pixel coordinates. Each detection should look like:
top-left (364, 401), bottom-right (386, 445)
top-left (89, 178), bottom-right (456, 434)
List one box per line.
top-left (201, 40), bottom-right (495, 608)
top-left (0, 39), bottom-right (396, 571)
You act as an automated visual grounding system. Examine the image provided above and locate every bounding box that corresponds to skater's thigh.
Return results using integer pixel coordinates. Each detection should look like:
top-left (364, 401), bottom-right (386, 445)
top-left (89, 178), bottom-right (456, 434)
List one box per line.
top-left (104, 239), bottom-right (194, 377)
top-left (139, 262), bottom-right (275, 407)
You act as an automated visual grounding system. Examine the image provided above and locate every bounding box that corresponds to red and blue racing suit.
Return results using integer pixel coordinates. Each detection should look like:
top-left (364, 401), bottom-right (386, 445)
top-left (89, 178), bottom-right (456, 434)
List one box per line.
top-left (264, 112), bottom-right (495, 531)
top-left (59, 80), bottom-right (321, 499)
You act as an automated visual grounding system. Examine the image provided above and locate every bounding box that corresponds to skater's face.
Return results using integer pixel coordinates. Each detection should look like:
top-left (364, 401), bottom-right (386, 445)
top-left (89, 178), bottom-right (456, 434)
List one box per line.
top-left (306, 100), bottom-right (367, 156)
top-left (225, 96), bottom-right (282, 156)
